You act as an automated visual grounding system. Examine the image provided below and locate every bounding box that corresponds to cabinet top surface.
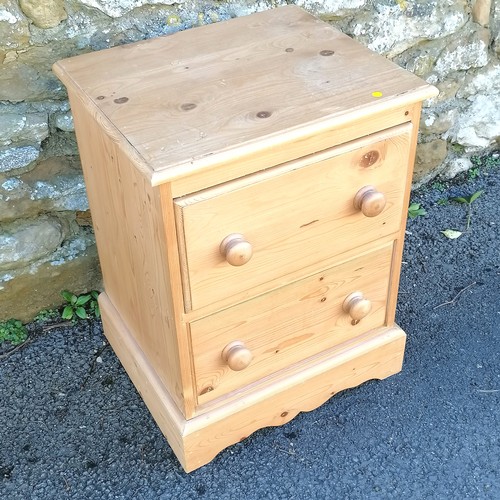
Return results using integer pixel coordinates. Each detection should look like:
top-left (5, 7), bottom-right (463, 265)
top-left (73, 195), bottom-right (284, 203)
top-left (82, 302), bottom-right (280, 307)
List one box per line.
top-left (54, 5), bottom-right (437, 183)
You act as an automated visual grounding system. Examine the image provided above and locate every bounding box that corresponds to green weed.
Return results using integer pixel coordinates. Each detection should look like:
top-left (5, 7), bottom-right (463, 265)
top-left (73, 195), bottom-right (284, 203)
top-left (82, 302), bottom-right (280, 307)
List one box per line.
top-left (471, 153), bottom-right (500, 171)
top-left (408, 202), bottom-right (427, 219)
top-left (432, 181), bottom-right (446, 192)
top-left (452, 190), bottom-right (484, 230)
top-left (450, 143), bottom-right (466, 154)
top-left (88, 291), bottom-right (100, 319)
top-left (468, 167), bottom-right (480, 180)
top-left (61, 290), bottom-right (101, 322)
top-left (34, 309), bottom-right (60, 323)
top-left (0, 319), bottom-right (28, 346)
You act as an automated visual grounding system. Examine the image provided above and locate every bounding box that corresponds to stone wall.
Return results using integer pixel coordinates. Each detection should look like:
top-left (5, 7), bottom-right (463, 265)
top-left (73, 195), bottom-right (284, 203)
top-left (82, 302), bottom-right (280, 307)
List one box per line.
top-left (1, 0), bottom-right (499, 321)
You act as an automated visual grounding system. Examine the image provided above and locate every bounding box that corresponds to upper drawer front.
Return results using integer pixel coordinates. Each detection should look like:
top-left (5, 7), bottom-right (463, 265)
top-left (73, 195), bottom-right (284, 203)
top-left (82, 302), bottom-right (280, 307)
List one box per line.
top-left (190, 244), bottom-right (393, 405)
top-left (175, 123), bottom-right (412, 310)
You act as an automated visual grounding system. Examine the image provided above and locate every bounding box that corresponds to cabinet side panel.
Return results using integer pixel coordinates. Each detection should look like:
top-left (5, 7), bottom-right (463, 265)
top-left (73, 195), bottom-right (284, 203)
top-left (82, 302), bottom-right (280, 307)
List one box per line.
top-left (386, 103), bottom-right (423, 325)
top-left (68, 90), bottom-right (194, 416)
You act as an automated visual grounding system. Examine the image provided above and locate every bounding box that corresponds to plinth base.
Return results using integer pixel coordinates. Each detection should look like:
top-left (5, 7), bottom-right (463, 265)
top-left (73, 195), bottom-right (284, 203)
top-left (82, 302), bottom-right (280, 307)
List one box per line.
top-left (99, 292), bottom-right (406, 472)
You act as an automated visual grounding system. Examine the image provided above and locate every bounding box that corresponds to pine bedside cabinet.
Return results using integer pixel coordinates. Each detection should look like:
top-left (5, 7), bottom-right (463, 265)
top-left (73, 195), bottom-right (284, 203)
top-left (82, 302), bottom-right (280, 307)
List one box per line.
top-left (54, 5), bottom-right (438, 472)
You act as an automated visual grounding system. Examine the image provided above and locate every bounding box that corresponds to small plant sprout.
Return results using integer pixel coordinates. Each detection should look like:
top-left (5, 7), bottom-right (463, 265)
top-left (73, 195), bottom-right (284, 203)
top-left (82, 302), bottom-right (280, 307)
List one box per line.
top-left (34, 309), bottom-right (60, 323)
top-left (468, 167), bottom-right (480, 180)
top-left (61, 290), bottom-right (91, 321)
top-left (88, 291), bottom-right (101, 319)
top-left (408, 202), bottom-right (426, 219)
top-left (60, 290), bottom-right (101, 321)
top-left (432, 181), bottom-right (446, 192)
top-left (0, 319), bottom-right (28, 346)
top-left (452, 190), bottom-right (484, 230)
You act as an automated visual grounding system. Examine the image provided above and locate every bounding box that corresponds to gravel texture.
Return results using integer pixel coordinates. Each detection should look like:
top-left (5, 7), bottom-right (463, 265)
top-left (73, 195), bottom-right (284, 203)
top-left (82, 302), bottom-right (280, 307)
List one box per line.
top-left (1, 160), bottom-right (499, 499)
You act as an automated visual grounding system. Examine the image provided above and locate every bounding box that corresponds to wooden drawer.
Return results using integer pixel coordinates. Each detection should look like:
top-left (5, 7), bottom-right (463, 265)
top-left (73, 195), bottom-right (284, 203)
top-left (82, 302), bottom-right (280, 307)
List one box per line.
top-left (175, 123), bottom-right (412, 311)
top-left (190, 243), bottom-right (393, 405)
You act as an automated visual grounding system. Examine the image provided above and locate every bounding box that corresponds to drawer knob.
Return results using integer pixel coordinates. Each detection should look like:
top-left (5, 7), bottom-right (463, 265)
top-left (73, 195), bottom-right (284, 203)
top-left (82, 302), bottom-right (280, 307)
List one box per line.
top-left (353, 186), bottom-right (386, 217)
top-left (222, 341), bottom-right (253, 371)
top-left (343, 292), bottom-right (372, 321)
top-left (220, 233), bottom-right (253, 266)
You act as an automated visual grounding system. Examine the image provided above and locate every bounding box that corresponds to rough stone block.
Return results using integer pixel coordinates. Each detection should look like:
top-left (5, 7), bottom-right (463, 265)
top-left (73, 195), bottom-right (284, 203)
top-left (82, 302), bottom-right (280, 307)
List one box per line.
top-left (79, 0), bottom-right (180, 18)
top-left (433, 26), bottom-right (490, 78)
top-left (350, 0), bottom-right (468, 57)
top-left (0, 42), bottom-right (83, 102)
top-left (446, 94), bottom-right (500, 149)
top-left (420, 109), bottom-right (458, 135)
top-left (0, 234), bottom-right (101, 322)
top-left (492, 2), bottom-right (500, 53)
top-left (472, 0), bottom-right (492, 27)
top-left (19, 0), bottom-right (67, 29)
top-left (299, 0), bottom-right (367, 15)
top-left (396, 47), bottom-right (439, 79)
top-left (414, 139), bottom-right (448, 183)
top-left (0, 156), bottom-right (88, 222)
top-left (457, 63), bottom-right (500, 98)
top-left (0, 111), bottom-right (48, 146)
top-left (0, 217), bottom-right (64, 271)
top-left (424, 76), bottom-right (464, 107)
top-left (0, 146), bottom-right (39, 173)
top-left (0, 60), bottom-right (63, 102)
top-left (0, 0), bottom-right (30, 49)
top-left (54, 112), bottom-right (74, 132)
top-left (442, 157), bottom-right (473, 180)
top-left (0, 114), bottom-right (26, 146)
top-left (75, 210), bottom-right (93, 227)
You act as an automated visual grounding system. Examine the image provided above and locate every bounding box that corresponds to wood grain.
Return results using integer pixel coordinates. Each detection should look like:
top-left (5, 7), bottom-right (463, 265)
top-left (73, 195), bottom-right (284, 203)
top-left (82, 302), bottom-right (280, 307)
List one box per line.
top-left (53, 5), bottom-right (437, 185)
top-left (53, 5), bottom-right (436, 473)
top-left (68, 90), bottom-right (195, 416)
top-left (385, 103), bottom-right (423, 326)
top-left (183, 325), bottom-right (406, 471)
top-left (100, 293), bottom-right (405, 472)
top-left (190, 244), bottom-right (394, 404)
top-left (99, 293), bottom-right (187, 460)
top-left (175, 123), bottom-right (412, 310)
top-left (167, 105), bottom-right (415, 197)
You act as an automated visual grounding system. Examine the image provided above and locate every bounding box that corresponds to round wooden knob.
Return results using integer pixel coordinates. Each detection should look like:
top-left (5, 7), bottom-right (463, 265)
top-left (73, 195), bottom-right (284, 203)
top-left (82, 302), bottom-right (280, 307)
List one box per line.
top-left (222, 341), bottom-right (253, 371)
top-left (353, 186), bottom-right (386, 217)
top-left (343, 292), bottom-right (372, 321)
top-left (220, 233), bottom-right (253, 266)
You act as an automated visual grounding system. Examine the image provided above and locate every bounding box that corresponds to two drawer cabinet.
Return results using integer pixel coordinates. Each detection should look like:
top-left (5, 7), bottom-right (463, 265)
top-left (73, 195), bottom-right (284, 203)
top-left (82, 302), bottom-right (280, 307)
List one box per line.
top-left (54, 5), bottom-right (437, 471)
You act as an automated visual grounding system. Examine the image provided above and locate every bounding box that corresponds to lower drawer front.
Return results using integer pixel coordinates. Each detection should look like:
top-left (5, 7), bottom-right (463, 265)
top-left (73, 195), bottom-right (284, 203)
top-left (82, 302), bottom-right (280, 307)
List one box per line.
top-left (190, 244), bottom-right (393, 405)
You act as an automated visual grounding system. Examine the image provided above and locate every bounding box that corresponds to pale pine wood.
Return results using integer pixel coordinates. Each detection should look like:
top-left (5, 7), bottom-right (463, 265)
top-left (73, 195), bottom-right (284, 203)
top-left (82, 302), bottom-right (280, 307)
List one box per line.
top-left (385, 103), bottom-right (424, 326)
top-left (54, 5), bottom-right (437, 473)
top-left (353, 186), bottom-right (387, 217)
top-left (67, 90), bottom-right (195, 417)
top-left (175, 123), bottom-right (412, 310)
top-left (99, 292), bottom-right (405, 472)
top-left (221, 341), bottom-right (253, 372)
top-left (184, 232), bottom-right (399, 323)
top-left (219, 233), bottom-right (253, 266)
top-left (190, 244), bottom-right (393, 404)
top-left (168, 105), bottom-right (421, 197)
top-left (53, 5), bottom-right (437, 187)
top-left (98, 293), bottom-right (187, 461)
top-left (343, 292), bottom-right (373, 321)
top-left (183, 326), bottom-right (406, 471)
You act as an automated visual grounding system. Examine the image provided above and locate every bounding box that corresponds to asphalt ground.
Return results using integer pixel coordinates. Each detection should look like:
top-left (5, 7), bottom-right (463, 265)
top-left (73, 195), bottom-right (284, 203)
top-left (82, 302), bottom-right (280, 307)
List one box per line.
top-left (1, 159), bottom-right (499, 499)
